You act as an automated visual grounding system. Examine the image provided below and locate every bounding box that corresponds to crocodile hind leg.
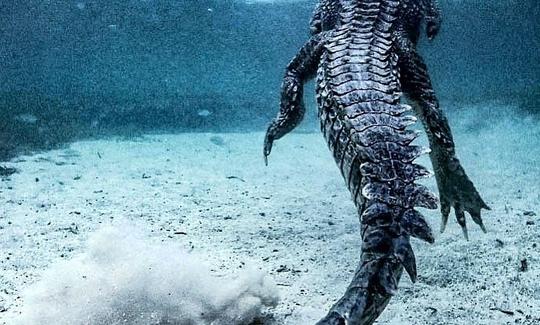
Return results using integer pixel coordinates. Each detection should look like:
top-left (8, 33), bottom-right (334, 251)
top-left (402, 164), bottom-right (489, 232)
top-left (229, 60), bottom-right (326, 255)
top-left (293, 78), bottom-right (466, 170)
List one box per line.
top-left (263, 33), bottom-right (328, 165)
top-left (395, 34), bottom-right (490, 238)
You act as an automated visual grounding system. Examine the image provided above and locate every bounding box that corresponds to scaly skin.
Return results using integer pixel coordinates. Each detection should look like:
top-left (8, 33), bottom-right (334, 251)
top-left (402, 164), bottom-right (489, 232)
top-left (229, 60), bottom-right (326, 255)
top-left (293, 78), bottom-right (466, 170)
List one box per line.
top-left (394, 0), bottom-right (490, 238)
top-left (264, 0), bottom-right (489, 323)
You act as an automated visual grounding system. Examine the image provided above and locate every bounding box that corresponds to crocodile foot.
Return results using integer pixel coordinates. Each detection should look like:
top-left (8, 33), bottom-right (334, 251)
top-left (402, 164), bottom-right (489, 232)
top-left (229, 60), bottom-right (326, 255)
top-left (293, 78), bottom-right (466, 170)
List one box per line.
top-left (437, 157), bottom-right (490, 240)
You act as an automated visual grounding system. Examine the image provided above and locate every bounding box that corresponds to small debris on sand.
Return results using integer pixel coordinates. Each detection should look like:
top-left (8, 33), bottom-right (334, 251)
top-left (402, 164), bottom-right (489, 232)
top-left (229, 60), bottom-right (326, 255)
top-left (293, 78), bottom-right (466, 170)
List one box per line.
top-left (519, 259), bottom-right (528, 272)
top-left (276, 265), bottom-right (290, 273)
top-left (0, 166), bottom-right (18, 177)
top-left (426, 307), bottom-right (438, 315)
top-left (226, 175), bottom-right (245, 182)
top-left (210, 135), bottom-right (225, 146)
top-left (490, 307), bottom-right (514, 316)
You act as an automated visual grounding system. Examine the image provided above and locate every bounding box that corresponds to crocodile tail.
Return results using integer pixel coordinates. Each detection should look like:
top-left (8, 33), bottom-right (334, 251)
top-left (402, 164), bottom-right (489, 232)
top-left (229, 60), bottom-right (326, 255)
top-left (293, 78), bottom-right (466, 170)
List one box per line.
top-left (318, 103), bottom-right (437, 325)
top-left (316, 0), bottom-right (438, 324)
top-left (355, 104), bottom-right (437, 323)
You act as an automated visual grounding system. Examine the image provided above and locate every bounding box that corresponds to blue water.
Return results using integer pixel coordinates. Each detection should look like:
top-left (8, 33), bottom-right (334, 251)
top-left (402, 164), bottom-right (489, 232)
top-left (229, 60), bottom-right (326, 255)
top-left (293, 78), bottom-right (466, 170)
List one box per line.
top-left (0, 0), bottom-right (539, 159)
top-left (0, 1), bottom-right (539, 324)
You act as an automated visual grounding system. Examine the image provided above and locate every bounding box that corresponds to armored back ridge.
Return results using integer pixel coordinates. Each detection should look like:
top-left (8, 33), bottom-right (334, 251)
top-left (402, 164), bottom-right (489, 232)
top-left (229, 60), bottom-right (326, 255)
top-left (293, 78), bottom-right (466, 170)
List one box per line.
top-left (315, 1), bottom-right (437, 323)
top-left (264, 0), bottom-right (489, 324)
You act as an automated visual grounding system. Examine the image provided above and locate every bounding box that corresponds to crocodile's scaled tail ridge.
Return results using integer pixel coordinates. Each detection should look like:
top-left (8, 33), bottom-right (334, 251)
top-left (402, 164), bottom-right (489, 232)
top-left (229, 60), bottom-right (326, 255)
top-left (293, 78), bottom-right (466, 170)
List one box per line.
top-left (315, 0), bottom-right (437, 323)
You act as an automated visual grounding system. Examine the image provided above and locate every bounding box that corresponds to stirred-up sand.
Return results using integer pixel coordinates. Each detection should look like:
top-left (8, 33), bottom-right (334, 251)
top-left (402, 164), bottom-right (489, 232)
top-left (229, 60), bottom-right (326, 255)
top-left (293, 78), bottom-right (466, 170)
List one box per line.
top-left (0, 103), bottom-right (539, 324)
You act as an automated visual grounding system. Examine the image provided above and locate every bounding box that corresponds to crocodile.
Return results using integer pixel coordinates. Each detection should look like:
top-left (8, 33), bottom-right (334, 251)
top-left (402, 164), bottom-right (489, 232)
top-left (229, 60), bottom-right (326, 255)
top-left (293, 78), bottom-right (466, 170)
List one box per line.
top-left (263, 0), bottom-right (490, 324)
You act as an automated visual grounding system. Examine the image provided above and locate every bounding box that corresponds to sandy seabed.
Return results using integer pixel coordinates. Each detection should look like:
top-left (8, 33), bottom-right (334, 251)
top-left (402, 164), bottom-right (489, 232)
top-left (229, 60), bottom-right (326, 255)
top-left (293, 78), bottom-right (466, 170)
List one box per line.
top-left (1, 103), bottom-right (539, 324)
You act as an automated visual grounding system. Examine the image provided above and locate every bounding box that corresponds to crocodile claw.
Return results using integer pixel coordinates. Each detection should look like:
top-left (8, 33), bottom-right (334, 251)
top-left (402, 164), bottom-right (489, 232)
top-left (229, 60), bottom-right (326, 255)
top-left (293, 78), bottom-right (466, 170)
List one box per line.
top-left (426, 21), bottom-right (440, 41)
top-left (440, 196), bottom-right (451, 233)
top-left (263, 127), bottom-right (275, 166)
top-left (454, 203), bottom-right (469, 240)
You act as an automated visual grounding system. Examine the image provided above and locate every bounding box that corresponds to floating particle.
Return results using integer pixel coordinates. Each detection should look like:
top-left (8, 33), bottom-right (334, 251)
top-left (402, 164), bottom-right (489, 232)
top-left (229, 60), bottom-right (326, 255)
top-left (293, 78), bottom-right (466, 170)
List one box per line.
top-left (197, 109), bottom-right (212, 117)
top-left (14, 113), bottom-right (38, 124)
